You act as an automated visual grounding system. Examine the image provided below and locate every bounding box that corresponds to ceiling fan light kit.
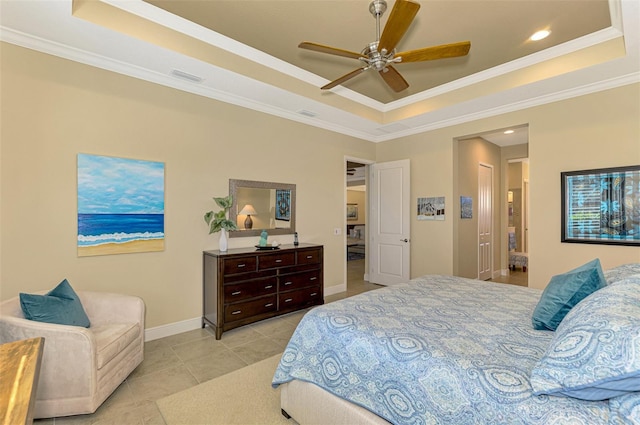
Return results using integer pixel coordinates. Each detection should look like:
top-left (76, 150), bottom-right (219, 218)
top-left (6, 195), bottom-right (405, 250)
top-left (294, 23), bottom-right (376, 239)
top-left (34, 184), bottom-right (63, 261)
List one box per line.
top-left (299, 0), bottom-right (471, 93)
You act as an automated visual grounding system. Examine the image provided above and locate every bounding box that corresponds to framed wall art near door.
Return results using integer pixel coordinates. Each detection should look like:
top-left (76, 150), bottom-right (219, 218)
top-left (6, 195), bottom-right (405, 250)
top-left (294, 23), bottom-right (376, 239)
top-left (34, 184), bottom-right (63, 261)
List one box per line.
top-left (561, 165), bottom-right (639, 246)
top-left (346, 204), bottom-right (358, 221)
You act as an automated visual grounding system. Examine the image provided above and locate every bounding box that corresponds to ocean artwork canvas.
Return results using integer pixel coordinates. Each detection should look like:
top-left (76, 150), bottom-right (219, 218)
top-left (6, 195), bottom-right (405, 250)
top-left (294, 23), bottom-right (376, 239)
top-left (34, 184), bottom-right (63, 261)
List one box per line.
top-left (77, 154), bottom-right (165, 256)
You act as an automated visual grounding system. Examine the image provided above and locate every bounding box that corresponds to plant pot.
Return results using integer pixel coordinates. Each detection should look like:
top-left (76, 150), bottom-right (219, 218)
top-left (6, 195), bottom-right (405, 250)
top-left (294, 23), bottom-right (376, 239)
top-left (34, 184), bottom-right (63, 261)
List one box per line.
top-left (219, 229), bottom-right (228, 252)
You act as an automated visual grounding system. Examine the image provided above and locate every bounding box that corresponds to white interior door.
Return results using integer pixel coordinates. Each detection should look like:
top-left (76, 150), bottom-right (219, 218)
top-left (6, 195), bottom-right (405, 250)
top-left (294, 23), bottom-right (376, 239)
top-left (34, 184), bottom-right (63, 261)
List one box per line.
top-left (478, 163), bottom-right (493, 280)
top-left (369, 159), bottom-right (410, 285)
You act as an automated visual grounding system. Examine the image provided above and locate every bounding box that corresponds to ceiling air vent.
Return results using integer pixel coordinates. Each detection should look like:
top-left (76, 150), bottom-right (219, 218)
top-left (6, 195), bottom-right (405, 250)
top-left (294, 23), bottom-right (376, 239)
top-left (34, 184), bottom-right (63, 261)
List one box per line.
top-left (297, 109), bottom-right (318, 118)
top-left (170, 69), bottom-right (203, 83)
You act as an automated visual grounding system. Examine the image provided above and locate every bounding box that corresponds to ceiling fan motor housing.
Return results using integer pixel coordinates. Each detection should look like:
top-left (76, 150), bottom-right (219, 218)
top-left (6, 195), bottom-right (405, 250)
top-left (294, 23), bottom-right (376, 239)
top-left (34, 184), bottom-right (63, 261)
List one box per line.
top-left (369, 0), bottom-right (387, 17)
top-left (362, 42), bottom-right (397, 71)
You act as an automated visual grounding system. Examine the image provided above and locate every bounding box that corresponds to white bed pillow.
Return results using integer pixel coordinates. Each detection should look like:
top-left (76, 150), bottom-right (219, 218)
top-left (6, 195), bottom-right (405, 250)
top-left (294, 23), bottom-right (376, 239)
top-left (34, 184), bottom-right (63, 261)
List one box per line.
top-left (603, 263), bottom-right (640, 286)
top-left (530, 275), bottom-right (640, 401)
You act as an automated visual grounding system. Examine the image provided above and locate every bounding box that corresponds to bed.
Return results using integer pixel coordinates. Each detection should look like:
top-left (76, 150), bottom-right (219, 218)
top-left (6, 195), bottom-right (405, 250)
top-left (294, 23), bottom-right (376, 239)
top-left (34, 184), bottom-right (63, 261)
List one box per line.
top-left (272, 263), bottom-right (640, 425)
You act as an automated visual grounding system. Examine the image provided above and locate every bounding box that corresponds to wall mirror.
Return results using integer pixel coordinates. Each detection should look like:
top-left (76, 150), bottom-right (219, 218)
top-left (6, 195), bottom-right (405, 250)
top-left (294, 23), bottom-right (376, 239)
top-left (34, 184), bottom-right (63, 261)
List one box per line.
top-left (229, 179), bottom-right (296, 238)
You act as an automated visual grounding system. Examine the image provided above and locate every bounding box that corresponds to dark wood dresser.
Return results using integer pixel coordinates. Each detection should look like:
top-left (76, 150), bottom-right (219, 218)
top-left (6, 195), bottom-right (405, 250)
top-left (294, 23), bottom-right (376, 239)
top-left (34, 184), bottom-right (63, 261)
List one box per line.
top-left (203, 243), bottom-right (323, 339)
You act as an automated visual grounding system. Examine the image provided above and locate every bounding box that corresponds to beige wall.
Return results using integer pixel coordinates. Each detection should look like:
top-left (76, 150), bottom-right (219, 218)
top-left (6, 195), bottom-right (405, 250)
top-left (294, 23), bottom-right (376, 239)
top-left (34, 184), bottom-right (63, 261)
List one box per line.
top-left (0, 44), bottom-right (376, 328)
top-left (376, 83), bottom-right (640, 288)
top-left (2, 43), bottom-right (639, 332)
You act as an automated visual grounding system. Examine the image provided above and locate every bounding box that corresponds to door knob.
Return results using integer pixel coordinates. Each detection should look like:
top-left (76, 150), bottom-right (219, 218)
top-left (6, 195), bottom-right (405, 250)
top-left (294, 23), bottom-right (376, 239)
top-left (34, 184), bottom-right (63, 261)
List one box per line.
top-left (401, 238), bottom-right (409, 242)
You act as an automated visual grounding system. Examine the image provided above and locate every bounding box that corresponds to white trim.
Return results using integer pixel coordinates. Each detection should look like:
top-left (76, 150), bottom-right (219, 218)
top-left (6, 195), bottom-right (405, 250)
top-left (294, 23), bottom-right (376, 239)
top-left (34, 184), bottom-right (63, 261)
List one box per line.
top-left (324, 284), bottom-right (346, 297)
top-left (144, 317), bottom-right (202, 342)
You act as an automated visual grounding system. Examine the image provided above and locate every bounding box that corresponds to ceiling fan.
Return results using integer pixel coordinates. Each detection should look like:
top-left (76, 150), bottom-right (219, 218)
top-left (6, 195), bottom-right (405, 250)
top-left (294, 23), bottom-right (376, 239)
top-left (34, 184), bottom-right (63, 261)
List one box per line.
top-left (299, 0), bottom-right (471, 92)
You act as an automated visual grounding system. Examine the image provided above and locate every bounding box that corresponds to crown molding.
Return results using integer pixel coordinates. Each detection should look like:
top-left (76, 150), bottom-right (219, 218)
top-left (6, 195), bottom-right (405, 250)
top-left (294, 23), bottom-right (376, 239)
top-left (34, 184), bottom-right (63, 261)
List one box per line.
top-left (2, 26), bottom-right (638, 144)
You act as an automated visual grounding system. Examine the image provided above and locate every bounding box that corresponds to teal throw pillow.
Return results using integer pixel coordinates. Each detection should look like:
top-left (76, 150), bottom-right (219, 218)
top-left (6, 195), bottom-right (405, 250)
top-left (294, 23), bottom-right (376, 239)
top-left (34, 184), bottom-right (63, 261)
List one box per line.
top-left (20, 279), bottom-right (91, 327)
top-left (531, 258), bottom-right (606, 331)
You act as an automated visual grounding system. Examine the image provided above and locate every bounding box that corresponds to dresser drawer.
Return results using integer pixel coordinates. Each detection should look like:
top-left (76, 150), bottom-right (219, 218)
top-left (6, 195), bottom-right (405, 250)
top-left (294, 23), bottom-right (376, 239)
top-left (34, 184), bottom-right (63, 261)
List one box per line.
top-left (225, 295), bottom-right (277, 323)
top-left (280, 270), bottom-right (321, 291)
top-left (258, 252), bottom-right (295, 270)
top-left (224, 277), bottom-right (277, 302)
top-left (296, 248), bottom-right (322, 265)
top-left (279, 286), bottom-right (322, 310)
top-left (222, 256), bottom-right (257, 275)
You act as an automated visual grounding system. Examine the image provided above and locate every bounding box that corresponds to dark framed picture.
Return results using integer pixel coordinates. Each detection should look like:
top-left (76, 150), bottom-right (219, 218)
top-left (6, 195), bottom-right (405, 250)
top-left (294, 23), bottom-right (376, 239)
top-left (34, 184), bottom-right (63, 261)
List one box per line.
top-left (275, 189), bottom-right (291, 221)
top-left (561, 165), bottom-right (639, 246)
top-left (346, 204), bottom-right (358, 221)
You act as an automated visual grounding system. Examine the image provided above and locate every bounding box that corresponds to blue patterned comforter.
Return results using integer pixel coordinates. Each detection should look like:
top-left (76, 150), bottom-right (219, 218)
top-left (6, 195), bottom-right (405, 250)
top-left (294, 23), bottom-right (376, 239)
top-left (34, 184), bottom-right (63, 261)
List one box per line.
top-left (272, 275), bottom-right (615, 424)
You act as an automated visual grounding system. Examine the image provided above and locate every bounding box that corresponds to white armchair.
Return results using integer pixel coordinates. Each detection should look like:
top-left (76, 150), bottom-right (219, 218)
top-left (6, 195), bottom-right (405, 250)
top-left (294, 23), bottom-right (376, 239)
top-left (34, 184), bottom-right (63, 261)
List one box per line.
top-left (0, 291), bottom-right (145, 418)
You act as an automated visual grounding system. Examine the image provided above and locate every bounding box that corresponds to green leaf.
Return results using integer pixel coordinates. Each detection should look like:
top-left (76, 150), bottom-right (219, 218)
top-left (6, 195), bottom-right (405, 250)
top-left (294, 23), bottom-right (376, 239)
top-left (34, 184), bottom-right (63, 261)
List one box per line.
top-left (204, 211), bottom-right (214, 225)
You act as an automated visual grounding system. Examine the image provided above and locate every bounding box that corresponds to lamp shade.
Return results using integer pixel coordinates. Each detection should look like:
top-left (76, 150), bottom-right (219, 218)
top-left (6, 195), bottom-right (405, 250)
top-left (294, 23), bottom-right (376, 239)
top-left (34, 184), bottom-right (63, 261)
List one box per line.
top-left (239, 204), bottom-right (257, 230)
top-left (239, 205), bottom-right (257, 216)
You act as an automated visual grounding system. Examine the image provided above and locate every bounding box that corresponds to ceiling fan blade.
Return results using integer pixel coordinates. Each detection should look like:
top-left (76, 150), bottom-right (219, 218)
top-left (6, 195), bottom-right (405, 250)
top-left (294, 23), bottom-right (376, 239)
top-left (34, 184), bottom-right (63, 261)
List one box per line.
top-left (321, 67), bottom-right (367, 90)
top-left (397, 41), bottom-right (471, 63)
top-left (379, 65), bottom-right (409, 92)
top-left (299, 42), bottom-right (362, 60)
top-left (378, 0), bottom-right (420, 54)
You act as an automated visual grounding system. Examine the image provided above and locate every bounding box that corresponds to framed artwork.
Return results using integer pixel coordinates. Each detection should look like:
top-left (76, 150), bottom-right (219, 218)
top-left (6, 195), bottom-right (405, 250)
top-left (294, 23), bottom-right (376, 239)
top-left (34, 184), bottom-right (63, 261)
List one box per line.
top-left (460, 196), bottom-right (472, 219)
top-left (418, 196), bottom-right (445, 221)
top-left (561, 165), bottom-right (639, 246)
top-left (77, 154), bottom-right (165, 256)
top-left (275, 189), bottom-right (291, 221)
top-left (346, 204), bottom-right (358, 221)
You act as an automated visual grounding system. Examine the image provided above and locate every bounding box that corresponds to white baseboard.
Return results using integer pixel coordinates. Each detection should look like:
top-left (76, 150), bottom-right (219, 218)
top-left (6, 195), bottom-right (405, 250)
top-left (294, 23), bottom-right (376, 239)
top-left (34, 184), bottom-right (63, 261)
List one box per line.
top-left (325, 283), bottom-right (346, 297)
top-left (145, 317), bottom-right (202, 342)
top-left (144, 283), bottom-right (350, 342)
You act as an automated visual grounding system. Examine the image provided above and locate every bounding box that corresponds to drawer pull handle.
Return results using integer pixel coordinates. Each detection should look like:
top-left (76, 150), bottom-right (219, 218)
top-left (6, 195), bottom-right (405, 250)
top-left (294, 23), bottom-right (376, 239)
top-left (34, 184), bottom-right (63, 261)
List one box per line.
top-left (265, 303), bottom-right (274, 307)
top-left (310, 292), bottom-right (317, 296)
top-left (306, 255), bottom-right (313, 259)
top-left (265, 285), bottom-right (273, 289)
top-left (275, 259), bottom-right (282, 263)
top-left (284, 281), bottom-right (293, 286)
top-left (231, 291), bottom-right (241, 296)
top-left (285, 298), bottom-right (293, 303)
top-left (231, 310), bottom-right (242, 315)
top-left (310, 277), bottom-right (317, 281)
top-left (237, 264), bottom-right (246, 268)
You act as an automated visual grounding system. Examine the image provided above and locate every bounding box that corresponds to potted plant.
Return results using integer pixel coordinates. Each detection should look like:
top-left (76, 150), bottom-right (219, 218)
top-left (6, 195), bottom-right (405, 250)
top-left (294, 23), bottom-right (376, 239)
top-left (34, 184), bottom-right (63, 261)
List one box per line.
top-left (204, 195), bottom-right (238, 251)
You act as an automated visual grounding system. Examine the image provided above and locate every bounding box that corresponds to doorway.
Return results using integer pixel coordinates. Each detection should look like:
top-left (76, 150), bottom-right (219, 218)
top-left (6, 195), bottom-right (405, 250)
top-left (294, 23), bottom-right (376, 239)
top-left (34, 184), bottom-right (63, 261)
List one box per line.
top-left (346, 160), bottom-right (368, 295)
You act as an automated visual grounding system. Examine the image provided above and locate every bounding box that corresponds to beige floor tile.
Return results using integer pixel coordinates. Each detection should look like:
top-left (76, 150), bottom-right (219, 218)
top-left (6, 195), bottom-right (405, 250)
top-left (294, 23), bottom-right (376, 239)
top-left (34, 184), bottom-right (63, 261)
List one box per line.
top-left (249, 315), bottom-right (298, 338)
top-left (231, 337), bottom-right (284, 364)
top-left (185, 348), bottom-right (248, 383)
top-left (169, 335), bottom-right (229, 363)
top-left (129, 344), bottom-right (182, 379)
top-left (216, 324), bottom-right (263, 348)
top-left (128, 364), bottom-right (199, 405)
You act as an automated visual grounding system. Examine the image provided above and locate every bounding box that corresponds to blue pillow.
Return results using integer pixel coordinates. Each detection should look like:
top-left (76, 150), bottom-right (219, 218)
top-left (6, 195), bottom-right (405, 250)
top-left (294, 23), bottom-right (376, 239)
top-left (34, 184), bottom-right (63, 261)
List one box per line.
top-left (530, 275), bottom-right (640, 400)
top-left (20, 279), bottom-right (90, 327)
top-left (531, 259), bottom-right (606, 331)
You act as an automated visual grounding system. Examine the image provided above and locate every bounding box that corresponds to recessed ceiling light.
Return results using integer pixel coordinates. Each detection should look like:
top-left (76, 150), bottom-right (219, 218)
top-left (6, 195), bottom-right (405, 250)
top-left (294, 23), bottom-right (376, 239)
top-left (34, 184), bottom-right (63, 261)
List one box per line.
top-left (504, 130), bottom-right (514, 134)
top-left (530, 30), bottom-right (551, 41)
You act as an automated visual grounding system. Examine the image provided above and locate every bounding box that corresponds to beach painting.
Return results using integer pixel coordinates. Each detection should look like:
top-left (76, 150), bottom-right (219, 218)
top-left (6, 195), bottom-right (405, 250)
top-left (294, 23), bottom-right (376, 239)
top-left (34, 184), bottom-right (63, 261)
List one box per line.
top-left (77, 154), bottom-right (165, 257)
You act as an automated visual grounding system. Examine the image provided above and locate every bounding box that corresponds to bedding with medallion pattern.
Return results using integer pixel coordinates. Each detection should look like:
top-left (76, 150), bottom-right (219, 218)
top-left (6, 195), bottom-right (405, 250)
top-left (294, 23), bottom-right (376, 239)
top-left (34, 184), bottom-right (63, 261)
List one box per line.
top-left (273, 273), bottom-right (638, 425)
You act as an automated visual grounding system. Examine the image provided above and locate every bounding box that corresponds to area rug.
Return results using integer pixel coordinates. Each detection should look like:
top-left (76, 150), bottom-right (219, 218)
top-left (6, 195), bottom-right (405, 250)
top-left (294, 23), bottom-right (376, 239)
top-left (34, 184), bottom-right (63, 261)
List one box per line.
top-left (156, 354), bottom-right (293, 425)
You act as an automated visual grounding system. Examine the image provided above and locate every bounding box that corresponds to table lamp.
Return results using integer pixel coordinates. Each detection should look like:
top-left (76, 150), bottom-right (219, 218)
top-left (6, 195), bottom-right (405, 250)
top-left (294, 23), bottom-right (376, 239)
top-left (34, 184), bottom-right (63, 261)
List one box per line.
top-left (239, 204), bottom-right (257, 229)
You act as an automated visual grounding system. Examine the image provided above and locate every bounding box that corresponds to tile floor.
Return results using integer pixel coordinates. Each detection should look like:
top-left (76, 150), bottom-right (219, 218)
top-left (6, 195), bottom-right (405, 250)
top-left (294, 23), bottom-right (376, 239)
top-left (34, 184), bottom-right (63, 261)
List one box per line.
top-left (35, 259), bottom-right (526, 424)
top-left (490, 268), bottom-right (529, 287)
top-left (35, 260), bottom-right (377, 425)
